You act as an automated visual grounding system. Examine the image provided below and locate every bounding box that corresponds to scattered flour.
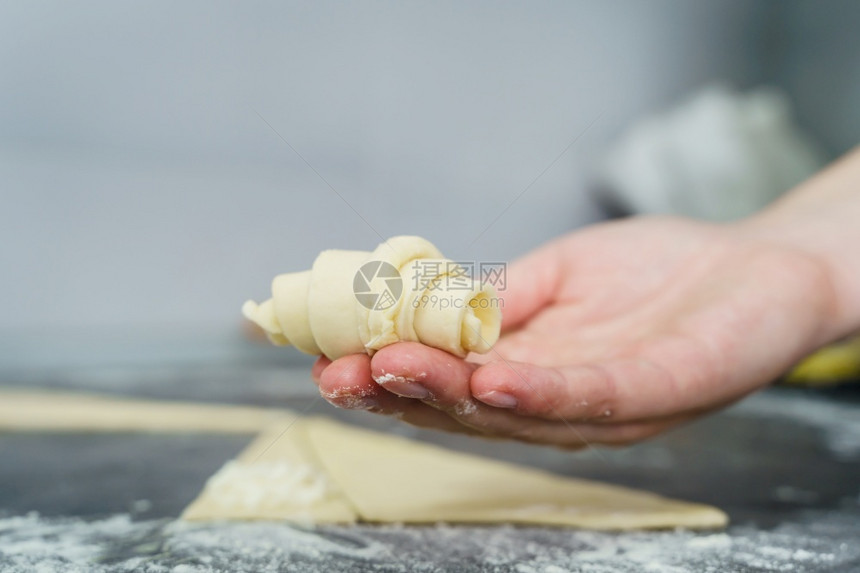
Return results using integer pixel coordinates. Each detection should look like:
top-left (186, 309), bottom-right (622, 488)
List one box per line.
top-left (203, 461), bottom-right (334, 510)
top-left (132, 499), bottom-right (153, 513)
top-left (455, 400), bottom-right (478, 416)
top-left (772, 486), bottom-right (819, 504)
top-left (373, 373), bottom-right (435, 401)
top-left (735, 392), bottom-right (860, 460)
top-left (1, 509), bottom-right (858, 572)
top-left (321, 385), bottom-right (379, 410)
top-left (372, 373), bottom-right (411, 386)
top-left (684, 533), bottom-right (731, 550)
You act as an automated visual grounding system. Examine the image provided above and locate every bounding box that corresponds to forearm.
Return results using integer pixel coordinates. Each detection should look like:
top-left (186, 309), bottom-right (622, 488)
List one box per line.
top-left (742, 146), bottom-right (860, 339)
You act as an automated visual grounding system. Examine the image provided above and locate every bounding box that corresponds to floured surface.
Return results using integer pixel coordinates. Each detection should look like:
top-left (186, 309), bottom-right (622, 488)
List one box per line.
top-left (1, 366), bottom-right (859, 571)
top-left (1, 510), bottom-right (857, 573)
top-left (0, 390), bottom-right (293, 434)
top-left (734, 390), bottom-right (860, 460)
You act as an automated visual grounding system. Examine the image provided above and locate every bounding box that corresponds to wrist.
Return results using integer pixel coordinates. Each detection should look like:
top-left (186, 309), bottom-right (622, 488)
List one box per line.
top-left (735, 177), bottom-right (860, 342)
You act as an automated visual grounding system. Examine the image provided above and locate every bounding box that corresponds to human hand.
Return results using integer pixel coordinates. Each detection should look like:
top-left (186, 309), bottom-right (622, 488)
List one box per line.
top-left (312, 216), bottom-right (837, 448)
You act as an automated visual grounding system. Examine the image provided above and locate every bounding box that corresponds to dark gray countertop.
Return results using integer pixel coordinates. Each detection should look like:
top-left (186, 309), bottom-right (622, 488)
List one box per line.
top-left (1, 363), bottom-right (859, 572)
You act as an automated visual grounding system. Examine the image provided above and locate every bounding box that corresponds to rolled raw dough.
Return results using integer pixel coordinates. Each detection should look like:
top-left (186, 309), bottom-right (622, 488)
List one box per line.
top-left (0, 390), bottom-right (292, 434)
top-left (242, 236), bottom-right (502, 359)
top-left (183, 417), bottom-right (728, 530)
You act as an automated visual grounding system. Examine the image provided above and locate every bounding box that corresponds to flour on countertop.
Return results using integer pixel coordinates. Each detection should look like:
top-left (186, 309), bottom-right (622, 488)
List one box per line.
top-left (736, 391), bottom-right (860, 460)
top-left (1, 507), bottom-right (858, 573)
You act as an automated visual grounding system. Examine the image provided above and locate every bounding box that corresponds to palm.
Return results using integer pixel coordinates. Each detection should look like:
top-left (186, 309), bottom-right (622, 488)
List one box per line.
top-left (496, 218), bottom-right (757, 370)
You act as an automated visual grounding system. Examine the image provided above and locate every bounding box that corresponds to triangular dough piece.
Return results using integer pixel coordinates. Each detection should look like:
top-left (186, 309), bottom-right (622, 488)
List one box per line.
top-left (182, 419), bottom-right (358, 523)
top-left (305, 418), bottom-right (727, 530)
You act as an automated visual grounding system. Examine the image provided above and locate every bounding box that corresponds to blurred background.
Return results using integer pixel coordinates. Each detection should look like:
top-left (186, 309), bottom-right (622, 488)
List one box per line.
top-left (2, 0), bottom-right (858, 371)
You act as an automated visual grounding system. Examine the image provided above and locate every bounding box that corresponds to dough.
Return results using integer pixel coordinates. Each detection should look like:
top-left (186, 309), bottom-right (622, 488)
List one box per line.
top-left (242, 236), bottom-right (501, 359)
top-left (0, 390), bottom-right (292, 434)
top-left (183, 417), bottom-right (728, 530)
top-left (305, 419), bottom-right (727, 529)
top-left (181, 419), bottom-right (358, 523)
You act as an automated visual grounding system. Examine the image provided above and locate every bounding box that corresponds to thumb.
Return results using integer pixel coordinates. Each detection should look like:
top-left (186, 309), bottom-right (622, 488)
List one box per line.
top-left (496, 238), bottom-right (563, 331)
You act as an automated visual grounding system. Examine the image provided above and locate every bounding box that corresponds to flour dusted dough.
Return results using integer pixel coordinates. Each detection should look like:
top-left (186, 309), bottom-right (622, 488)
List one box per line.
top-left (242, 236), bottom-right (501, 359)
top-left (181, 419), bottom-right (357, 523)
top-left (183, 417), bottom-right (728, 530)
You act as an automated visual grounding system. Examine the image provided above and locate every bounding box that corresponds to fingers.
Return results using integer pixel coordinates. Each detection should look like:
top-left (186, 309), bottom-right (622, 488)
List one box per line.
top-left (316, 352), bottom-right (483, 435)
top-left (370, 342), bottom-right (479, 404)
top-left (315, 349), bottom-right (696, 447)
top-left (317, 342), bottom-right (699, 426)
top-left (311, 356), bottom-right (332, 384)
top-left (317, 354), bottom-right (379, 409)
top-left (368, 343), bottom-right (603, 446)
top-left (470, 356), bottom-right (689, 422)
top-left (498, 239), bottom-right (564, 332)
top-left (470, 360), bottom-right (610, 420)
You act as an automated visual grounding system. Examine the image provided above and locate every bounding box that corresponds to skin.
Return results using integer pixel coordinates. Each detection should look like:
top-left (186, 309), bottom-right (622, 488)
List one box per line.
top-left (312, 148), bottom-right (860, 449)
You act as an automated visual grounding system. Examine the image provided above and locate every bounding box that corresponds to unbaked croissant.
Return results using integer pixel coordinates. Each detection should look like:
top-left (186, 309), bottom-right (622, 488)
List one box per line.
top-left (242, 236), bottom-right (501, 360)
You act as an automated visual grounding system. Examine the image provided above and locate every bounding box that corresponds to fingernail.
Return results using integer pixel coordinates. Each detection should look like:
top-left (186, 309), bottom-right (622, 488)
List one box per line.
top-left (477, 390), bottom-right (518, 409)
top-left (374, 373), bottom-right (430, 399)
